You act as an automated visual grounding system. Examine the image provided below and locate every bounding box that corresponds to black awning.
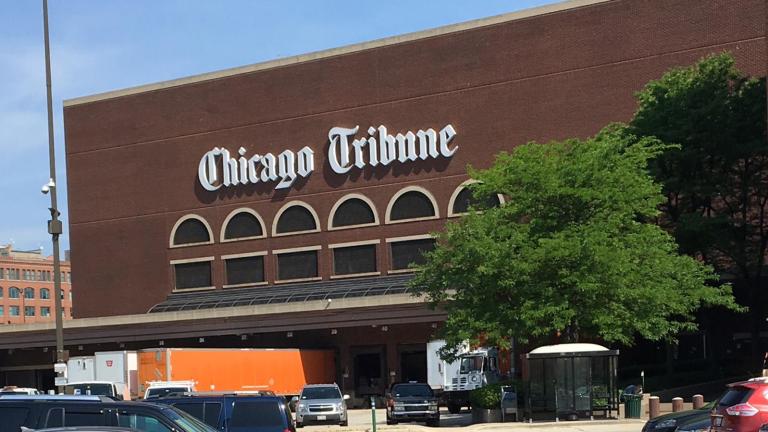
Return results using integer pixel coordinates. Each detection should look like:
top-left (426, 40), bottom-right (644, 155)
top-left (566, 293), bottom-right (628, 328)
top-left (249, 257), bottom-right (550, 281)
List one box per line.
top-left (149, 274), bottom-right (416, 313)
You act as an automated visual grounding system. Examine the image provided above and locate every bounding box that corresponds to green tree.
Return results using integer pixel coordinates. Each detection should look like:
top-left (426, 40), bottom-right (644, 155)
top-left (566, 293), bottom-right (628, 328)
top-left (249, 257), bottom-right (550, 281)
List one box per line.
top-left (630, 53), bottom-right (767, 362)
top-left (412, 126), bottom-right (740, 360)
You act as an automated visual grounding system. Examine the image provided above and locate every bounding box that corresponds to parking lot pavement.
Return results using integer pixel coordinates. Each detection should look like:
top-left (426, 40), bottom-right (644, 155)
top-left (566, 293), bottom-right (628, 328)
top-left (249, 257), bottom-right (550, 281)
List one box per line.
top-left (299, 408), bottom-right (644, 431)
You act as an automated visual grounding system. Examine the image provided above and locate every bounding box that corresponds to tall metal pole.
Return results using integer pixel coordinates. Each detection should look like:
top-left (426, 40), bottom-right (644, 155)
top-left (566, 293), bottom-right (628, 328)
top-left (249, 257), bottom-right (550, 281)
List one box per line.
top-left (42, 0), bottom-right (66, 390)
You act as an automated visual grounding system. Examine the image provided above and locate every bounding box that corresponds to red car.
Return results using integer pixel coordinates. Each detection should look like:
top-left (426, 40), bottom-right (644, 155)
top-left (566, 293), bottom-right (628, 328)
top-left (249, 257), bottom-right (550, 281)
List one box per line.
top-left (711, 378), bottom-right (768, 431)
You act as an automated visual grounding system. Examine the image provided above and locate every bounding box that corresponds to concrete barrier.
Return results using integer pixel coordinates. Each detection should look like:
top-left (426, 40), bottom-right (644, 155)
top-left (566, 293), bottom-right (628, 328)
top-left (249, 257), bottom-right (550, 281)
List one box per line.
top-left (692, 394), bottom-right (704, 409)
top-left (649, 396), bottom-right (660, 419)
top-left (672, 397), bottom-right (684, 412)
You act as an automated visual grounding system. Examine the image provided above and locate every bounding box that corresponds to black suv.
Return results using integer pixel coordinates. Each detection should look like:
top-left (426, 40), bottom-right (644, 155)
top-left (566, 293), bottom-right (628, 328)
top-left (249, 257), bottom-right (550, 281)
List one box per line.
top-left (0, 395), bottom-right (215, 432)
top-left (153, 393), bottom-right (295, 432)
top-left (385, 382), bottom-right (440, 426)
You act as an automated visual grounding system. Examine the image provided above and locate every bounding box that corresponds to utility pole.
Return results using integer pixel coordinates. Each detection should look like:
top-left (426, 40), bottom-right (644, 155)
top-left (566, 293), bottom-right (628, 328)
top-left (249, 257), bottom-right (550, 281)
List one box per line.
top-left (42, 0), bottom-right (67, 392)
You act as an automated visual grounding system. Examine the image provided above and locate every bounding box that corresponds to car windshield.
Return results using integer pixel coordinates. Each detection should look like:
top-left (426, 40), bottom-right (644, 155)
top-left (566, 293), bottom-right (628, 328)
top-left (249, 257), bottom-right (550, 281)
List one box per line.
top-left (66, 383), bottom-right (114, 396)
top-left (229, 400), bottom-right (285, 429)
top-left (392, 384), bottom-right (433, 398)
top-left (459, 356), bottom-right (483, 373)
top-left (163, 406), bottom-right (218, 432)
top-left (147, 387), bottom-right (189, 398)
top-left (301, 387), bottom-right (341, 400)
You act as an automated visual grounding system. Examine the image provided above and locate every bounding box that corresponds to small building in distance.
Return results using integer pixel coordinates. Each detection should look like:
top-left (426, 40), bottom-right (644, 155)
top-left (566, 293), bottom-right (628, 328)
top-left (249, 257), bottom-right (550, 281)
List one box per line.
top-left (0, 245), bottom-right (72, 324)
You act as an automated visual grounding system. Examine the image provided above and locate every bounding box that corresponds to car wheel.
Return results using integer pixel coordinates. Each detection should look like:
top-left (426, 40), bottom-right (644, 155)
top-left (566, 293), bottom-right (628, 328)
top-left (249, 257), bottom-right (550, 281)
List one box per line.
top-left (387, 419), bottom-right (397, 425)
top-left (296, 422), bottom-right (303, 428)
top-left (340, 420), bottom-right (348, 427)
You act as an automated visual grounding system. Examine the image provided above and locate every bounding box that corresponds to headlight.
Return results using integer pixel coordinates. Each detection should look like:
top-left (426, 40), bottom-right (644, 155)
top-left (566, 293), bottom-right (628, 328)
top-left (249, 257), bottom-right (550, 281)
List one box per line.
top-left (654, 419), bottom-right (676, 429)
top-left (336, 402), bottom-right (344, 411)
top-left (297, 403), bottom-right (307, 412)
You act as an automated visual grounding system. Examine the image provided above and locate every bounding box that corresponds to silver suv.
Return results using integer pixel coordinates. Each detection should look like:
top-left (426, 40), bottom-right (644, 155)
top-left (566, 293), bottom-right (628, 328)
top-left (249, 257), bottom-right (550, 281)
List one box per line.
top-left (294, 384), bottom-right (349, 427)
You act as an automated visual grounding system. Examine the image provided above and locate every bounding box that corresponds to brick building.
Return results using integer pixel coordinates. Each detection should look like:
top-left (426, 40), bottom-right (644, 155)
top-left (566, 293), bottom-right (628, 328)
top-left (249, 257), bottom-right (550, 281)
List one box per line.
top-left (0, 245), bottom-right (72, 325)
top-left (0, 0), bottom-right (764, 394)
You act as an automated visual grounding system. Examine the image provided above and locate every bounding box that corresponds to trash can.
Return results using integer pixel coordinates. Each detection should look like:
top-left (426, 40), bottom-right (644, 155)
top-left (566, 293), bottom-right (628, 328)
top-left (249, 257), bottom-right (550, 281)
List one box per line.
top-left (624, 394), bottom-right (642, 419)
top-left (500, 385), bottom-right (518, 422)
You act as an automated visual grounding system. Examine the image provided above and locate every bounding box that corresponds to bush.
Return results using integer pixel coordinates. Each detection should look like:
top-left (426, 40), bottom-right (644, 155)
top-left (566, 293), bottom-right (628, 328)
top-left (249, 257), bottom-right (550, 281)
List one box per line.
top-left (469, 382), bottom-right (517, 409)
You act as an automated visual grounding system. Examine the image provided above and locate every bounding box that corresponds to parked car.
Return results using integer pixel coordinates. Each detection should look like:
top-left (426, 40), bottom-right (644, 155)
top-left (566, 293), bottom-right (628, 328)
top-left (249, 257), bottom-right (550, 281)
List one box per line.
top-left (32, 428), bottom-right (137, 432)
top-left (64, 381), bottom-right (129, 401)
top-left (143, 380), bottom-right (196, 400)
top-left (711, 377), bottom-right (768, 432)
top-left (0, 394), bottom-right (215, 432)
top-left (153, 392), bottom-right (295, 432)
top-left (0, 386), bottom-right (40, 395)
top-left (641, 399), bottom-right (717, 432)
top-left (677, 415), bottom-right (715, 432)
top-left (293, 384), bottom-right (349, 427)
top-left (385, 382), bottom-right (440, 427)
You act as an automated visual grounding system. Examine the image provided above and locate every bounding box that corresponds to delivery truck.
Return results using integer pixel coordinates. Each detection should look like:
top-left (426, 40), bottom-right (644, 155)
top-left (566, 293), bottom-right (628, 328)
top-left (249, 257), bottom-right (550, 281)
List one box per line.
top-left (65, 351), bottom-right (138, 399)
top-left (137, 348), bottom-right (336, 398)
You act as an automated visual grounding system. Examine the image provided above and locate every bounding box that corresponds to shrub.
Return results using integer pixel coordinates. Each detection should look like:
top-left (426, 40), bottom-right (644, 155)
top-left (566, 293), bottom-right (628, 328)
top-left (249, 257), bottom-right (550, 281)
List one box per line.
top-left (469, 382), bottom-right (517, 409)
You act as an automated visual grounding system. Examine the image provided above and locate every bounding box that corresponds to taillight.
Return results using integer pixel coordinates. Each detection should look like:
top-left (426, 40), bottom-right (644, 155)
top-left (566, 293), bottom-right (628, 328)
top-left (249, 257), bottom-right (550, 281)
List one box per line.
top-left (284, 428), bottom-right (292, 432)
top-left (726, 403), bottom-right (759, 417)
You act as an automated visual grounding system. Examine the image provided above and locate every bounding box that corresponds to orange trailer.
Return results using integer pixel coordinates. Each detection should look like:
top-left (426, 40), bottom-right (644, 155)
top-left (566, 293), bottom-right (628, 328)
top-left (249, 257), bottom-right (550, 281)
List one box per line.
top-left (138, 348), bottom-right (336, 396)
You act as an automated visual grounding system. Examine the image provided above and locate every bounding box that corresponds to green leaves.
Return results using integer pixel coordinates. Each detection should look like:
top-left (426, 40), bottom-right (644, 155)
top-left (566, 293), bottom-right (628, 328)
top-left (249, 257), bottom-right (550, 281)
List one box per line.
top-left (413, 124), bottom-right (739, 357)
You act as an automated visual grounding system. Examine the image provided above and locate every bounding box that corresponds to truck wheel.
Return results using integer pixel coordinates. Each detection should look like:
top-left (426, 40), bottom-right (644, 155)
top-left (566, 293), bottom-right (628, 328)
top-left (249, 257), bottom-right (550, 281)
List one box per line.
top-left (447, 403), bottom-right (461, 414)
top-left (296, 422), bottom-right (303, 428)
top-left (427, 419), bottom-right (440, 427)
top-left (340, 420), bottom-right (348, 427)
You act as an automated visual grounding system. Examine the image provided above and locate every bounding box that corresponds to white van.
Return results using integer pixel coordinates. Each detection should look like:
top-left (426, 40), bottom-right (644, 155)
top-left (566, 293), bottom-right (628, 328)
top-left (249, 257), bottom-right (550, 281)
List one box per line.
top-left (143, 380), bottom-right (196, 400)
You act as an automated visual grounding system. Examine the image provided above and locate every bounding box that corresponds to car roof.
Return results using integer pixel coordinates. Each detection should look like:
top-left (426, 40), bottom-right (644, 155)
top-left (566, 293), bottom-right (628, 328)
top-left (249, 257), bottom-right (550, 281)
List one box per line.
top-left (66, 381), bottom-right (116, 385)
top-left (302, 384), bottom-right (339, 388)
top-left (157, 394), bottom-right (285, 402)
top-left (0, 395), bottom-right (113, 402)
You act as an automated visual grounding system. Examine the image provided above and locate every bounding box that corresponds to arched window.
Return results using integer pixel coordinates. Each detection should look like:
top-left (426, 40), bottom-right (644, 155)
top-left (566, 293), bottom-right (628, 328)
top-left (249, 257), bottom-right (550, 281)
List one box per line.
top-left (450, 185), bottom-right (502, 216)
top-left (222, 209), bottom-right (265, 241)
top-left (40, 288), bottom-right (50, 299)
top-left (386, 187), bottom-right (438, 223)
top-left (170, 215), bottom-right (213, 247)
top-left (9, 287), bottom-right (20, 298)
top-left (329, 195), bottom-right (378, 229)
top-left (274, 202), bottom-right (320, 235)
top-left (24, 287), bottom-right (34, 299)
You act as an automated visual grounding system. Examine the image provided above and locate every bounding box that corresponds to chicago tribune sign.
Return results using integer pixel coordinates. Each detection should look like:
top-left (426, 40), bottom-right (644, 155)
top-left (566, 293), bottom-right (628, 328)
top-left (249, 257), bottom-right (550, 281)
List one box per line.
top-left (198, 124), bottom-right (457, 191)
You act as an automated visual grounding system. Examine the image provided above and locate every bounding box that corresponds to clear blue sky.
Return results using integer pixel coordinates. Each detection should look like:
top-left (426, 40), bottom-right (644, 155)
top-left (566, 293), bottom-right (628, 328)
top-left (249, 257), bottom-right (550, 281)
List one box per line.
top-left (0, 0), bottom-right (557, 252)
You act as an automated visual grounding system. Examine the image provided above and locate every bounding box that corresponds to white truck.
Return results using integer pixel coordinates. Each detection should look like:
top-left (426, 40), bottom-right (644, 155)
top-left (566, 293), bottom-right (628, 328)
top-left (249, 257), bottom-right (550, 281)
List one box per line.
top-left (65, 351), bottom-right (138, 399)
top-left (427, 340), bottom-right (503, 413)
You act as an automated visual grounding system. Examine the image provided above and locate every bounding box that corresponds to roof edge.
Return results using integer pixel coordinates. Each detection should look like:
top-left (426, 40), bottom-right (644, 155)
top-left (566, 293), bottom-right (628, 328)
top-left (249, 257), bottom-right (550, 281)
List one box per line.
top-left (63, 0), bottom-right (612, 107)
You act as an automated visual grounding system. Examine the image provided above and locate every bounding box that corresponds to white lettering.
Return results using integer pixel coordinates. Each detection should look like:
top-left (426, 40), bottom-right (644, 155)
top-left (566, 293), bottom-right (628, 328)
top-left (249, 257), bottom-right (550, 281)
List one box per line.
top-left (327, 126), bottom-right (358, 174)
top-left (439, 124), bottom-right (458, 157)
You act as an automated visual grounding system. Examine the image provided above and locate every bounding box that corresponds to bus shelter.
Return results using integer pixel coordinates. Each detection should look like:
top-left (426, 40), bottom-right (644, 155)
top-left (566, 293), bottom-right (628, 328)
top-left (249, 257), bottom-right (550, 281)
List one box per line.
top-left (524, 343), bottom-right (619, 421)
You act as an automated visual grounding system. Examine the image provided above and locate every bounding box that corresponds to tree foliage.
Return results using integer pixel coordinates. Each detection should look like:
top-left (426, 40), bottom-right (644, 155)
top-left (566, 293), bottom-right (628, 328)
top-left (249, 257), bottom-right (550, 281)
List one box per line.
top-left (630, 53), bottom-right (767, 357)
top-left (412, 126), bottom-right (740, 360)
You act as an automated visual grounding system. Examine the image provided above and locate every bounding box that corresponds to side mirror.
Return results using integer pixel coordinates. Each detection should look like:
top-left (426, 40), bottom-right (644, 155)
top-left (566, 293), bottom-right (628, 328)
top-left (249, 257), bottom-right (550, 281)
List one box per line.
top-left (343, 394), bottom-right (350, 400)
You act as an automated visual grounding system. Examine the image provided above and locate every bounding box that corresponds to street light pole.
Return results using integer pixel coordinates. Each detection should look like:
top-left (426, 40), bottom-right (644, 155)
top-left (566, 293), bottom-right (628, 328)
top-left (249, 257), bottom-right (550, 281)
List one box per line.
top-left (42, 0), bottom-right (66, 391)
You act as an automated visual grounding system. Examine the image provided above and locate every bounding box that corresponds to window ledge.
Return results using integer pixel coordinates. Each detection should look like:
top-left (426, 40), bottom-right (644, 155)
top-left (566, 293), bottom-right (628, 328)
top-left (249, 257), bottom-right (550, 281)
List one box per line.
top-left (223, 281), bottom-right (268, 289)
top-left (330, 272), bottom-right (382, 280)
top-left (172, 286), bottom-right (216, 293)
top-left (275, 277), bottom-right (322, 284)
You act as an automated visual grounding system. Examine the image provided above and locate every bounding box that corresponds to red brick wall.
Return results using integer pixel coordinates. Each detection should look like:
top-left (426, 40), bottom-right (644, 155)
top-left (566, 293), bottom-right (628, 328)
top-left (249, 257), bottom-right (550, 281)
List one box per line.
top-left (64, 0), bottom-right (767, 318)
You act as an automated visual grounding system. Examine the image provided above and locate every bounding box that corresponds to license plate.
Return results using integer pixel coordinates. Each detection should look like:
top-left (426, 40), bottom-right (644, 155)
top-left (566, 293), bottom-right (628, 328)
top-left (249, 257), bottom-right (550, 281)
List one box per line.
top-left (712, 416), bottom-right (723, 427)
top-left (316, 415), bottom-right (326, 421)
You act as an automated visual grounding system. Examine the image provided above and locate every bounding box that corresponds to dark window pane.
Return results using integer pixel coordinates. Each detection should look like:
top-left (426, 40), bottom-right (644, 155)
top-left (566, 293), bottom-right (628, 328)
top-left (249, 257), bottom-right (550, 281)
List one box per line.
top-left (116, 413), bottom-right (172, 432)
top-left (277, 251), bottom-right (318, 280)
top-left (0, 407), bottom-right (30, 432)
top-left (276, 206), bottom-right (317, 233)
top-left (41, 288), bottom-right (50, 299)
top-left (9, 287), bottom-right (19, 298)
top-left (45, 408), bottom-right (64, 427)
top-left (226, 256), bottom-right (265, 285)
top-left (230, 400), bottom-right (284, 428)
top-left (174, 261), bottom-right (212, 290)
top-left (391, 239), bottom-right (435, 270)
top-left (24, 288), bottom-right (34, 299)
top-left (204, 403), bottom-right (222, 427)
top-left (224, 212), bottom-right (263, 239)
top-left (334, 245), bottom-right (377, 275)
top-left (173, 218), bottom-right (210, 245)
top-left (390, 191), bottom-right (435, 221)
top-left (64, 411), bottom-right (106, 426)
top-left (333, 198), bottom-right (375, 227)
top-left (453, 187), bottom-right (501, 214)
top-left (173, 402), bottom-right (204, 421)
top-left (719, 388), bottom-right (752, 407)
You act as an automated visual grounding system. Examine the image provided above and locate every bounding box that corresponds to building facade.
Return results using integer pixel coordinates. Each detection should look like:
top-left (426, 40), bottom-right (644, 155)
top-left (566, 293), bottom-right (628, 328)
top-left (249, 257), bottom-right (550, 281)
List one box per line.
top-left (0, 245), bottom-right (72, 325)
top-left (0, 0), bottom-right (764, 394)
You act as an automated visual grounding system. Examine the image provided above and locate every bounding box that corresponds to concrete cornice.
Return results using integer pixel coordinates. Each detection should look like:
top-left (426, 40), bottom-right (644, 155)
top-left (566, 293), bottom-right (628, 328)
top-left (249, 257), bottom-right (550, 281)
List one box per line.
top-left (63, 0), bottom-right (612, 107)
